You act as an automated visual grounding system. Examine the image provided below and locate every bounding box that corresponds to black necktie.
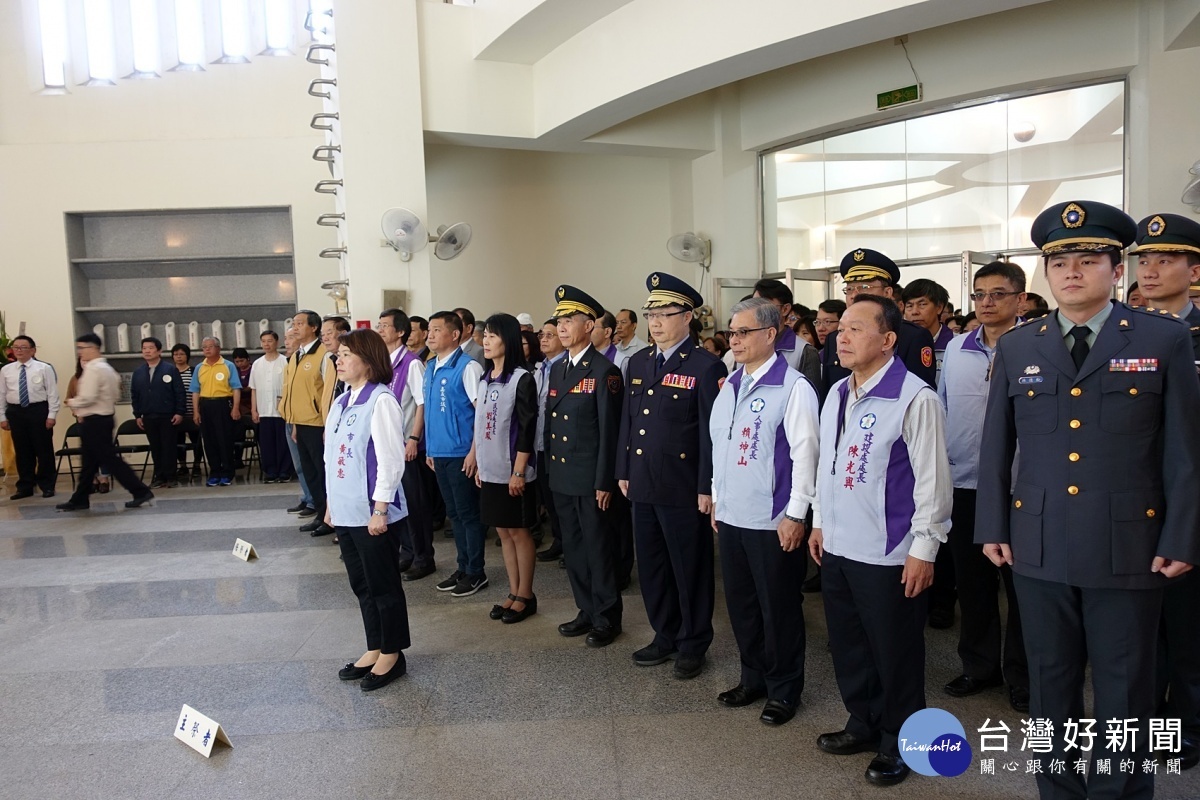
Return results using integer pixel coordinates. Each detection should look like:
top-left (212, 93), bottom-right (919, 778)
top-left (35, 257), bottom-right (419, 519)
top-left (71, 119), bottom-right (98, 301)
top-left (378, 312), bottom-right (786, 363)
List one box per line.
top-left (563, 357), bottom-right (572, 379)
top-left (1069, 326), bottom-right (1090, 370)
top-left (655, 352), bottom-right (665, 376)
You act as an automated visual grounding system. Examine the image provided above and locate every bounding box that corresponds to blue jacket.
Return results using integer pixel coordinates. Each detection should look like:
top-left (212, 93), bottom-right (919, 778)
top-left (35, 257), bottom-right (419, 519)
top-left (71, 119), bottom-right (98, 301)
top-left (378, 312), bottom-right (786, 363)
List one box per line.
top-left (131, 361), bottom-right (185, 418)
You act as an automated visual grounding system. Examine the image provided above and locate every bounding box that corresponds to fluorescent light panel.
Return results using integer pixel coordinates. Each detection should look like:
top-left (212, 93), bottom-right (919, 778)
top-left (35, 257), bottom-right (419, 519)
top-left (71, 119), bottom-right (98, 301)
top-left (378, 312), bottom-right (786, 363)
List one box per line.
top-left (174, 0), bottom-right (205, 67)
top-left (37, 0), bottom-right (67, 87)
top-left (128, 0), bottom-right (160, 74)
top-left (219, 0), bottom-right (249, 61)
top-left (264, 0), bottom-right (292, 53)
top-left (83, 0), bottom-right (116, 83)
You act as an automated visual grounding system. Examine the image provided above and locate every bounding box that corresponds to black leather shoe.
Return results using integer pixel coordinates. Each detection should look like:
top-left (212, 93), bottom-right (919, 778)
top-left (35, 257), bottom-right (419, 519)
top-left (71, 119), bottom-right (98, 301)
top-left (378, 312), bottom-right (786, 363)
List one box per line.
top-left (632, 643), bottom-right (677, 666)
top-left (1181, 738), bottom-right (1200, 771)
top-left (41, 490), bottom-right (55, 498)
top-left (944, 673), bottom-right (1004, 697)
top-left (125, 492), bottom-right (154, 509)
top-left (9, 491), bottom-right (33, 500)
top-left (760, 699), bottom-right (797, 726)
top-left (865, 754), bottom-right (910, 786)
top-left (585, 625), bottom-right (620, 648)
top-left (1009, 684), bottom-right (1030, 713)
top-left (297, 507), bottom-right (318, 518)
top-left (817, 730), bottom-right (882, 755)
top-left (491, 594), bottom-right (516, 620)
top-left (398, 560), bottom-right (413, 574)
top-left (502, 595), bottom-right (537, 624)
top-left (536, 543), bottom-right (563, 562)
top-left (402, 563), bottom-right (436, 582)
top-left (360, 656), bottom-right (406, 692)
top-left (287, 502), bottom-right (309, 514)
top-left (928, 606), bottom-right (955, 629)
top-left (55, 501), bottom-right (89, 512)
top-left (717, 684), bottom-right (766, 708)
top-left (674, 653), bottom-right (705, 680)
top-left (338, 661), bottom-right (373, 680)
top-left (299, 519), bottom-right (328, 533)
top-left (559, 614), bottom-right (592, 637)
top-left (308, 523), bottom-right (334, 537)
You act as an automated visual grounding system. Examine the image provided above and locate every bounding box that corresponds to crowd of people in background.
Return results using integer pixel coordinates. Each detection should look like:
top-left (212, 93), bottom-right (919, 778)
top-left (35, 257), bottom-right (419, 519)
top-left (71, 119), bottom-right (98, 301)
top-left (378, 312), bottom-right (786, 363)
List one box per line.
top-left (5, 201), bottom-right (1200, 796)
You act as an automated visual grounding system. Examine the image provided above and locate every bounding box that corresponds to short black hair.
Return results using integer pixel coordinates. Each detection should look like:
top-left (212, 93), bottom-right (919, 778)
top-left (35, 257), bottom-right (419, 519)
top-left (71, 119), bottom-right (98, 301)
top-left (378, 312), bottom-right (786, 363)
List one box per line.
top-left (295, 310), bottom-right (322, 330)
top-left (974, 261), bottom-right (1027, 292)
top-left (172, 343), bottom-right (191, 357)
top-left (410, 315), bottom-right (428, 332)
top-left (597, 311), bottom-right (616, 331)
top-left (12, 335), bottom-right (36, 348)
top-left (260, 330), bottom-right (279, 342)
top-left (753, 278), bottom-right (793, 307)
top-left (380, 307), bottom-right (411, 345)
top-left (453, 307), bottom-right (476, 331)
top-left (543, 318), bottom-right (557, 328)
top-left (852, 294), bottom-right (903, 336)
top-left (75, 333), bottom-right (102, 347)
top-left (1025, 292), bottom-right (1050, 311)
top-left (430, 310), bottom-right (464, 336)
top-left (232, 347), bottom-right (250, 360)
top-left (901, 279), bottom-right (950, 308)
top-left (817, 299), bottom-right (846, 317)
top-left (324, 316), bottom-right (351, 333)
top-left (618, 308), bottom-right (638, 324)
top-left (141, 337), bottom-right (163, 350)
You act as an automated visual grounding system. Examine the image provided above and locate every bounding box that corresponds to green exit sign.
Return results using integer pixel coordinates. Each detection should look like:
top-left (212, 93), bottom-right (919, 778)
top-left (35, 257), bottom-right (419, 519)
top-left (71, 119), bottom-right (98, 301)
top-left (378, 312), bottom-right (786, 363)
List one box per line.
top-left (877, 84), bottom-right (922, 110)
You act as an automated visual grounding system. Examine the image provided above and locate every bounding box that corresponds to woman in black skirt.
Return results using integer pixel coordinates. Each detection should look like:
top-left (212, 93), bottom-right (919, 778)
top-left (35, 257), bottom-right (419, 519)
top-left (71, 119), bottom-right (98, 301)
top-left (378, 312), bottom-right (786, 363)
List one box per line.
top-left (470, 313), bottom-right (539, 623)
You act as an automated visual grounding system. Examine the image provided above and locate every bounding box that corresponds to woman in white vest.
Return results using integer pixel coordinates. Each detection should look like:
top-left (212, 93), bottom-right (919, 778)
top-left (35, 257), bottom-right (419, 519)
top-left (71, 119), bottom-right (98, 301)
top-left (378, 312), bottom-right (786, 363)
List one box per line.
top-left (471, 313), bottom-right (540, 624)
top-left (323, 329), bottom-right (411, 692)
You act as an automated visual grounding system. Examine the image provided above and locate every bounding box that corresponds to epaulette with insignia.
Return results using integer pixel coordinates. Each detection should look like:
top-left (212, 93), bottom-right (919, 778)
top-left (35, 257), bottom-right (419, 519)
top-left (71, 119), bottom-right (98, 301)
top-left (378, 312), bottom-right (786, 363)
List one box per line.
top-left (1000, 317), bottom-right (1038, 337)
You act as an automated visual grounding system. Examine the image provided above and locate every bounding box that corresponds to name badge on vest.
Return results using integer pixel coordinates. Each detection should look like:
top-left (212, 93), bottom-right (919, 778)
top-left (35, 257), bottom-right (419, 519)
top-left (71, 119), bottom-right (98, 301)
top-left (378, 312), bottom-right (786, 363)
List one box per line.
top-left (662, 373), bottom-right (696, 390)
top-left (570, 379), bottom-right (596, 394)
top-left (1109, 358), bottom-right (1158, 372)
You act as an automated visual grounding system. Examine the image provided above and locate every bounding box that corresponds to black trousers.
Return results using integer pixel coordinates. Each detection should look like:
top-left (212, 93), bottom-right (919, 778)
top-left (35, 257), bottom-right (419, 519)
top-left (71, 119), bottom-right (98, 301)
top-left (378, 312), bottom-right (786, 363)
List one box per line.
top-left (177, 420), bottom-right (203, 470)
top-left (68, 415), bottom-right (148, 504)
top-left (338, 520), bottom-right (411, 655)
top-left (1014, 573), bottom-right (1161, 800)
top-left (611, 489), bottom-right (635, 584)
top-left (294, 423), bottom-right (327, 515)
top-left (399, 454), bottom-right (435, 569)
top-left (141, 415), bottom-right (178, 482)
top-left (1158, 571), bottom-right (1200, 740)
top-left (821, 551), bottom-right (926, 758)
top-left (198, 398), bottom-right (236, 479)
top-left (929, 532), bottom-right (957, 616)
top-left (947, 488), bottom-right (1027, 687)
top-left (536, 452), bottom-right (562, 546)
top-left (554, 491), bottom-right (621, 628)
top-left (257, 417), bottom-right (292, 479)
top-left (634, 501), bottom-right (714, 657)
top-left (717, 522), bottom-right (807, 704)
top-left (7, 401), bottom-right (55, 492)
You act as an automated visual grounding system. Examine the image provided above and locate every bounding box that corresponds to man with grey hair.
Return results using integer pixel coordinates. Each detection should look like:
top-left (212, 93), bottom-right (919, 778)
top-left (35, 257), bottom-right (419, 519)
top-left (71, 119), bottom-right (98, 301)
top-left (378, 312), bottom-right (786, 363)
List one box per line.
top-left (709, 297), bottom-right (820, 726)
top-left (189, 336), bottom-right (242, 486)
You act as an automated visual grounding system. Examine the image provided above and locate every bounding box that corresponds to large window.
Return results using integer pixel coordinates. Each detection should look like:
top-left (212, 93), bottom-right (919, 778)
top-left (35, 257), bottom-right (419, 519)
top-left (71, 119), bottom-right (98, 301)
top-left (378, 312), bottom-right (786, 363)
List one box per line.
top-left (761, 81), bottom-right (1125, 304)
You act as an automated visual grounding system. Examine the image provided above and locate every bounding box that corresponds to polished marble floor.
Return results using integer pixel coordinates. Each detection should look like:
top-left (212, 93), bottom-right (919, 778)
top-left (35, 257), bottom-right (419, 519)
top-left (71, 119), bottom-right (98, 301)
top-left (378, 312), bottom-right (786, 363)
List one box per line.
top-left (2, 470), bottom-right (1198, 800)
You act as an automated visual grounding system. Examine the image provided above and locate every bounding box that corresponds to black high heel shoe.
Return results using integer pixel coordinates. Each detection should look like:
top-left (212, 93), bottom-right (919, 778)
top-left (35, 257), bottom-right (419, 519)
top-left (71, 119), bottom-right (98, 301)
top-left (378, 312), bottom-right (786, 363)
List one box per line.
top-left (502, 594), bottom-right (537, 624)
top-left (490, 594), bottom-right (517, 620)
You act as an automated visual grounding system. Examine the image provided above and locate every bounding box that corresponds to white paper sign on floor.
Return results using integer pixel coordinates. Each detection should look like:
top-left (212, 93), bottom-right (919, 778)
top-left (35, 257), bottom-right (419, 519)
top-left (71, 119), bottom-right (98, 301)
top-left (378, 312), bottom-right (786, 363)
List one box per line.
top-left (174, 704), bottom-right (231, 758)
top-left (232, 538), bottom-right (258, 561)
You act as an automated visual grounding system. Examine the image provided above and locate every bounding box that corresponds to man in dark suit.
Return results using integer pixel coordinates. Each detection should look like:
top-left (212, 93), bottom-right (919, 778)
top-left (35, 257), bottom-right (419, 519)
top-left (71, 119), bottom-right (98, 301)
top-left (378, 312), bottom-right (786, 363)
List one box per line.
top-left (545, 285), bottom-right (625, 648)
top-left (130, 337), bottom-right (185, 488)
top-left (821, 249), bottom-right (937, 397)
top-left (977, 200), bottom-right (1200, 800)
top-left (1133, 212), bottom-right (1200, 769)
top-left (616, 272), bottom-right (726, 679)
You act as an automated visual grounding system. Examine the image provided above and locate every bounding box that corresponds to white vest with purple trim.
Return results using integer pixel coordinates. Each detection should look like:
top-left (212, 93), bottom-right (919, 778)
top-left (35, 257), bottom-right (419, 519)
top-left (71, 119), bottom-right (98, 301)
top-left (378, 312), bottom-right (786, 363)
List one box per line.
top-left (324, 383), bottom-right (407, 527)
top-left (817, 357), bottom-right (928, 567)
top-left (710, 353), bottom-right (801, 530)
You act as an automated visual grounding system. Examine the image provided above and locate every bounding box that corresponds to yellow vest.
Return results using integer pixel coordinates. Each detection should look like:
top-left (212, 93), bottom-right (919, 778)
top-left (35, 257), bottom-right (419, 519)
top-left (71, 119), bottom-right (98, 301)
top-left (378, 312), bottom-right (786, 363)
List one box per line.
top-left (279, 345), bottom-right (327, 427)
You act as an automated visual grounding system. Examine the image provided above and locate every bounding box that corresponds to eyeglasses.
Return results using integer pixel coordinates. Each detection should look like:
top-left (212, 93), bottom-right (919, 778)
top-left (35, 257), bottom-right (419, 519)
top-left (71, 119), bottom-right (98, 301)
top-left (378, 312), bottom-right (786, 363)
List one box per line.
top-left (537, 333), bottom-right (557, 340)
top-left (970, 290), bottom-right (1020, 303)
top-left (10, 345), bottom-right (31, 351)
top-left (813, 319), bottom-right (839, 329)
top-left (375, 322), bottom-right (394, 330)
top-left (728, 326), bottom-right (772, 340)
top-left (842, 283), bottom-right (885, 295)
top-left (643, 310), bottom-right (688, 322)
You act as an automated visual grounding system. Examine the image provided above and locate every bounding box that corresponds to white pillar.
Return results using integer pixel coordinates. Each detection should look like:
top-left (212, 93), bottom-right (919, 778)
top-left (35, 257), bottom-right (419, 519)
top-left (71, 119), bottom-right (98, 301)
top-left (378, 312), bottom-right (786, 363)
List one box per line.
top-left (332, 0), bottom-right (433, 321)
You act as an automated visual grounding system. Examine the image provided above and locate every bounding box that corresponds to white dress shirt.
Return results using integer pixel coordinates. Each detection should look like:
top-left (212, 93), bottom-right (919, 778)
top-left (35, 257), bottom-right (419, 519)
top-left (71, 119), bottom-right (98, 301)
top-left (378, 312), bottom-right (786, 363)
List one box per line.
top-left (434, 350), bottom-right (483, 405)
top-left (248, 354), bottom-right (287, 418)
top-left (0, 358), bottom-right (60, 421)
top-left (68, 358), bottom-right (121, 418)
top-left (812, 358), bottom-right (952, 562)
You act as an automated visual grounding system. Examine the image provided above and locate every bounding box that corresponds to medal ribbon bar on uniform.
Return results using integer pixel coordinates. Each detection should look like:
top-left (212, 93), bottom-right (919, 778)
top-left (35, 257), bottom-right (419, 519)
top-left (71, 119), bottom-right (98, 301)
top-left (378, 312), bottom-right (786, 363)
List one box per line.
top-left (1108, 358), bottom-right (1159, 372)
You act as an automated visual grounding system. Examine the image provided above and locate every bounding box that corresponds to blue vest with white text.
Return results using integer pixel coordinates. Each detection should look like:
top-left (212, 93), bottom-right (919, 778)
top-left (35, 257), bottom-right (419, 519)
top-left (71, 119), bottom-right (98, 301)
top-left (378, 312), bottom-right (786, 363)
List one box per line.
top-left (423, 347), bottom-right (475, 458)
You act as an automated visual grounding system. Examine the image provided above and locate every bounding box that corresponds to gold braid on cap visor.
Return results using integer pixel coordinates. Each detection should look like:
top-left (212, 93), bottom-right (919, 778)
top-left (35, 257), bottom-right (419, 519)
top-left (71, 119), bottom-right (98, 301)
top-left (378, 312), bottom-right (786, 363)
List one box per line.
top-left (643, 290), bottom-right (695, 309)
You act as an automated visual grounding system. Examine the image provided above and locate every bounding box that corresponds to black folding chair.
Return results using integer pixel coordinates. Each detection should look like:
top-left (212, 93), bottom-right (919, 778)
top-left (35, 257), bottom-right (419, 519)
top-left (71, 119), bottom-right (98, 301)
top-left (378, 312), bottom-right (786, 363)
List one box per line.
top-left (55, 422), bottom-right (84, 488)
top-left (113, 418), bottom-right (152, 481)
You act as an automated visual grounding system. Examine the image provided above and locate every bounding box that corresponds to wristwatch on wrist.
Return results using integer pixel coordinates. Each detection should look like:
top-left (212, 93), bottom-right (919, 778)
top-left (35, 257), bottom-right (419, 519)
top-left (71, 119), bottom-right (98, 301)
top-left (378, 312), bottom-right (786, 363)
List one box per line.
top-left (408, 436), bottom-right (420, 442)
top-left (512, 471), bottom-right (525, 478)
top-left (784, 514), bottom-right (804, 524)
top-left (372, 509), bottom-right (388, 517)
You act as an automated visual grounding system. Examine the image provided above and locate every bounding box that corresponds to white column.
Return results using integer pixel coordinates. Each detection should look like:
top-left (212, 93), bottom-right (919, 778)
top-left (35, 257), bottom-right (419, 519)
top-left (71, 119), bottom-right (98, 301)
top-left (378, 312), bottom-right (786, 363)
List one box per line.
top-left (332, 0), bottom-right (433, 320)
